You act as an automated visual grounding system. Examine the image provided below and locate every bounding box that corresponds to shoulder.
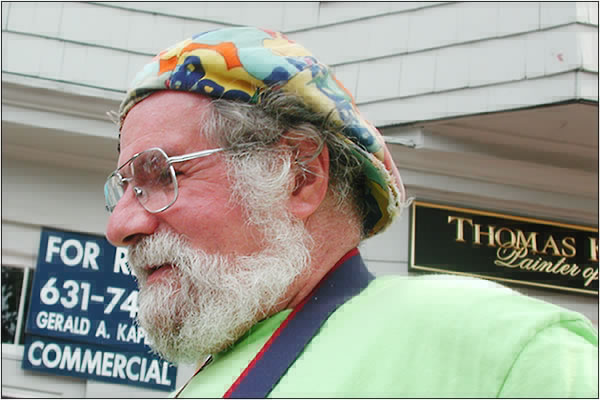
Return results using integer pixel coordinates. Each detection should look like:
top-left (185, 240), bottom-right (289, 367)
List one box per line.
top-left (345, 273), bottom-right (589, 326)
top-left (329, 274), bottom-right (597, 387)
top-left (282, 274), bottom-right (598, 397)
top-left (341, 274), bottom-right (597, 340)
top-left (350, 273), bottom-right (596, 336)
top-left (335, 274), bottom-right (596, 393)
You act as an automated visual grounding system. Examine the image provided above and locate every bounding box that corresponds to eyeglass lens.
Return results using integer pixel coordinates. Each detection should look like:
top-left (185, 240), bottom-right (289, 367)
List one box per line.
top-left (105, 149), bottom-right (177, 213)
top-left (104, 174), bottom-right (125, 212)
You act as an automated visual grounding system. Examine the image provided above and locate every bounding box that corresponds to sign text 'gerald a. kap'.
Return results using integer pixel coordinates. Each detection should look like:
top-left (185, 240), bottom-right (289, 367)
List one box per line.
top-left (410, 201), bottom-right (598, 295)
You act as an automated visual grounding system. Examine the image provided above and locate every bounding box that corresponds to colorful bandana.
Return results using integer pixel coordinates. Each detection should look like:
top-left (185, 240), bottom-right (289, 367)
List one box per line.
top-left (119, 27), bottom-right (404, 236)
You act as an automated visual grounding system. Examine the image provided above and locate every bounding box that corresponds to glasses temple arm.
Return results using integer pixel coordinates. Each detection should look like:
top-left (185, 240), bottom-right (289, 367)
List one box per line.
top-left (168, 148), bottom-right (225, 163)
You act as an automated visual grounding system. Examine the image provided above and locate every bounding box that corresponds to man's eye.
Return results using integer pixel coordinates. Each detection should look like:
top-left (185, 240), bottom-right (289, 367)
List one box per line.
top-left (174, 170), bottom-right (184, 176)
top-left (156, 168), bottom-right (173, 184)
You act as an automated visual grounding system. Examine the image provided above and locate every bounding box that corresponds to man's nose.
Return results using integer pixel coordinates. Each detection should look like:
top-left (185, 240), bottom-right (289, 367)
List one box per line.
top-left (105, 187), bottom-right (158, 247)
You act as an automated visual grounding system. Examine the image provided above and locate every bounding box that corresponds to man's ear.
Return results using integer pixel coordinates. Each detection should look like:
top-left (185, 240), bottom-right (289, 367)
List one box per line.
top-left (286, 135), bottom-right (330, 221)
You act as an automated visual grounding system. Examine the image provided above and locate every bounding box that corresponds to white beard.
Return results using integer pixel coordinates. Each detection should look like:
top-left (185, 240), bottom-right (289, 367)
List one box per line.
top-left (127, 218), bottom-right (311, 364)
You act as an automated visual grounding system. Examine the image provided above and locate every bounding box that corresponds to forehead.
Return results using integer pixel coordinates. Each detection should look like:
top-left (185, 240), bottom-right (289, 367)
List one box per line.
top-left (119, 91), bottom-right (213, 161)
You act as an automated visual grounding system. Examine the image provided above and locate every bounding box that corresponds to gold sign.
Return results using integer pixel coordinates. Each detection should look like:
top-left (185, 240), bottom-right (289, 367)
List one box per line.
top-left (409, 201), bottom-right (598, 296)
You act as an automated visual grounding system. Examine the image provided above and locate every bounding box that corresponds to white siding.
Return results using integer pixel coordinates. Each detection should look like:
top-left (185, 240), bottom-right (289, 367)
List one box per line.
top-left (408, 4), bottom-right (460, 50)
top-left (398, 52), bottom-right (437, 97)
top-left (99, 2), bottom-right (291, 31)
top-left (5, 2), bottom-right (64, 36)
top-left (497, 2), bottom-right (540, 34)
top-left (360, 72), bottom-right (582, 126)
top-left (59, 3), bottom-right (130, 49)
top-left (281, 3), bottom-right (320, 31)
top-left (2, 354), bottom-right (86, 397)
top-left (588, 2), bottom-right (599, 25)
top-left (317, 2), bottom-right (396, 25)
top-left (1, 2), bottom-right (9, 29)
top-left (540, 1), bottom-right (579, 28)
top-left (363, 13), bottom-right (411, 59)
top-left (3, 2), bottom-right (596, 114)
top-left (1, 222), bottom-right (41, 269)
top-left (433, 44), bottom-right (472, 92)
top-left (579, 25), bottom-right (599, 71)
top-left (577, 70), bottom-right (599, 98)
top-left (107, 2), bottom-right (448, 31)
top-left (364, 260), bottom-right (409, 277)
top-left (2, 31), bottom-right (148, 91)
top-left (361, 210), bottom-right (410, 265)
top-left (575, 1), bottom-right (600, 25)
top-left (355, 58), bottom-right (402, 103)
top-left (1, 158), bottom-right (108, 236)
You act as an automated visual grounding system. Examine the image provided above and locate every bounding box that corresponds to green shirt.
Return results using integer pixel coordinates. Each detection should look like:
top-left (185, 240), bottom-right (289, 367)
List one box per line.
top-left (177, 275), bottom-right (598, 398)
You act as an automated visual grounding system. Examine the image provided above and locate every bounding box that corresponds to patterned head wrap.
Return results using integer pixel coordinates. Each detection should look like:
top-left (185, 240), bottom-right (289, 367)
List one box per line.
top-left (119, 27), bottom-right (404, 237)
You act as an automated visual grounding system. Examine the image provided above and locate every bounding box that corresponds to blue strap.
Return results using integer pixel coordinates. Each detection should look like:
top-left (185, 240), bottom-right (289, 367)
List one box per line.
top-left (225, 249), bottom-right (374, 398)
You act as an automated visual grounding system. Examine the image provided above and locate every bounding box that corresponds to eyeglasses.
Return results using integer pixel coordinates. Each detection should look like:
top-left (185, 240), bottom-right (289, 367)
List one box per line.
top-left (104, 147), bottom-right (224, 213)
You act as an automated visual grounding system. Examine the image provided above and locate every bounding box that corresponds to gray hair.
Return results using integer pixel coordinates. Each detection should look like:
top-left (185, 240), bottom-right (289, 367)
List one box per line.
top-left (203, 89), bottom-right (367, 238)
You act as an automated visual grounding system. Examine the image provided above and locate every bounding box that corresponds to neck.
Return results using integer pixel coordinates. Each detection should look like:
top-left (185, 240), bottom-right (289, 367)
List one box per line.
top-left (281, 203), bottom-right (362, 310)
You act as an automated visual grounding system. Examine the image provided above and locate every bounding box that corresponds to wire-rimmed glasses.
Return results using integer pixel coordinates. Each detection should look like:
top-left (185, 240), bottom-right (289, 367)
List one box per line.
top-left (104, 147), bottom-right (224, 213)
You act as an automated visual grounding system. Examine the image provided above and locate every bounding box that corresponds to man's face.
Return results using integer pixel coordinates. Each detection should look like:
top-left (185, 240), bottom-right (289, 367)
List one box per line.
top-left (105, 91), bottom-right (311, 363)
top-left (106, 91), bottom-right (267, 262)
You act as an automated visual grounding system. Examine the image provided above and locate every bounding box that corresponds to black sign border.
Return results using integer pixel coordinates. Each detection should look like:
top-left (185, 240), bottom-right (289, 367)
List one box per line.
top-left (409, 200), bottom-right (599, 296)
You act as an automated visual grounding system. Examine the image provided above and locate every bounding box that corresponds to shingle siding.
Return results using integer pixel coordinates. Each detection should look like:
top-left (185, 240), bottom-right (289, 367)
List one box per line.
top-left (2, 1), bottom-right (596, 122)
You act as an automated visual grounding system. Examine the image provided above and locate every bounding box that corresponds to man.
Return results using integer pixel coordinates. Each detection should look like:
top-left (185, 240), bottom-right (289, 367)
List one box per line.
top-left (105, 27), bottom-right (598, 397)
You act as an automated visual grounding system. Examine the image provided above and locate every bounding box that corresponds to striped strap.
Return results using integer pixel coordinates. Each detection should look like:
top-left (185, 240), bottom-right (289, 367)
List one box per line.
top-left (224, 248), bottom-right (374, 398)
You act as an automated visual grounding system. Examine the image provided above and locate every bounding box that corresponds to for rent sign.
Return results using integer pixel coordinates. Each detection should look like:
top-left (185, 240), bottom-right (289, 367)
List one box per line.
top-left (22, 228), bottom-right (177, 391)
top-left (410, 201), bottom-right (598, 296)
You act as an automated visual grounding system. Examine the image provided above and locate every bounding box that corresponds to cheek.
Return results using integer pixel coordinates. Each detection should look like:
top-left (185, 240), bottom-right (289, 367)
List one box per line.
top-left (163, 187), bottom-right (264, 255)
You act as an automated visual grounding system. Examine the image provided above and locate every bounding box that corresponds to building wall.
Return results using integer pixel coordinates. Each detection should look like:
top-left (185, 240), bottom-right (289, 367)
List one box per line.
top-left (3, 2), bottom-right (597, 118)
top-left (2, 2), bottom-right (598, 398)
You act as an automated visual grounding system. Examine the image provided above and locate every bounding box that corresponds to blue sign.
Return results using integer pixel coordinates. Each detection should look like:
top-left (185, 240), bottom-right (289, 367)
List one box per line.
top-left (22, 228), bottom-right (177, 391)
